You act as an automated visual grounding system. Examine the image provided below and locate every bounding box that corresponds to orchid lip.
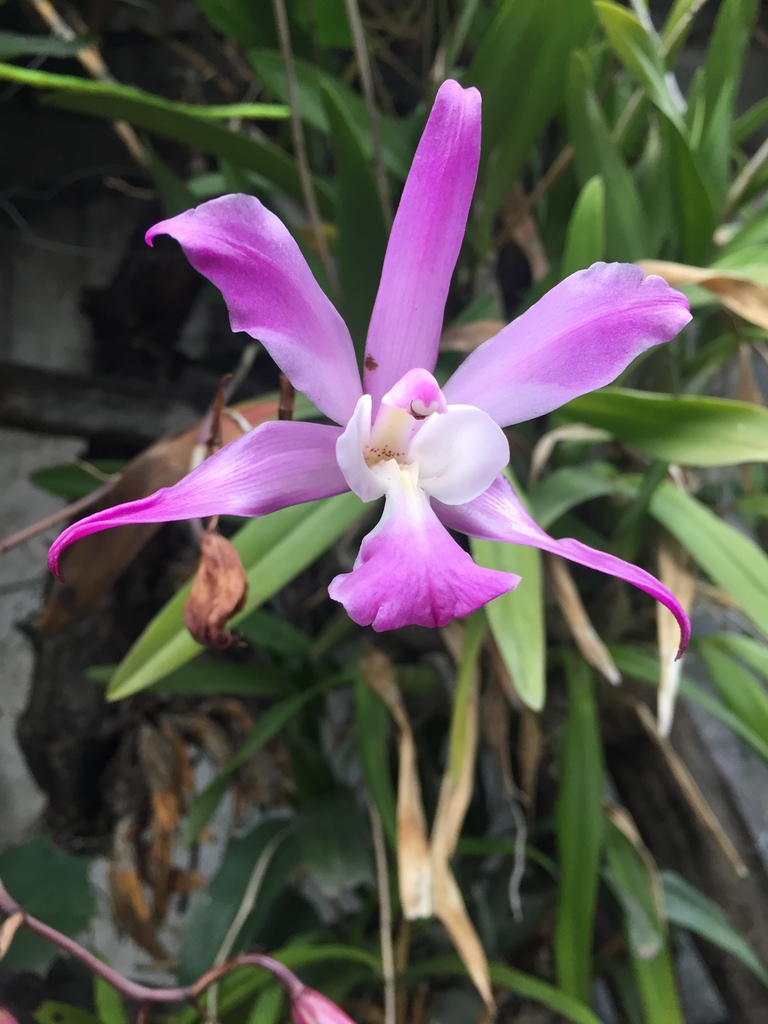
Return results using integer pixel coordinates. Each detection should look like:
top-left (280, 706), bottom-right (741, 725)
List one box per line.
top-left (336, 368), bottom-right (509, 508)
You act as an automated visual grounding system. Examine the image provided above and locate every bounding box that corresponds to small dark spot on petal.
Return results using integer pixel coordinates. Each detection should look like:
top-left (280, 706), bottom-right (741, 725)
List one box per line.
top-left (365, 355), bottom-right (379, 371)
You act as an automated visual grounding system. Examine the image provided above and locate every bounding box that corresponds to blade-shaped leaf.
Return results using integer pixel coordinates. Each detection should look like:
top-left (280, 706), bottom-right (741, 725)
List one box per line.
top-left (471, 473), bottom-right (545, 711)
top-left (0, 63), bottom-right (324, 214)
top-left (555, 655), bottom-right (604, 1001)
top-left (605, 810), bottom-right (684, 1023)
top-left (560, 388), bottom-right (768, 465)
top-left (662, 871), bottom-right (768, 987)
top-left (107, 492), bottom-right (365, 700)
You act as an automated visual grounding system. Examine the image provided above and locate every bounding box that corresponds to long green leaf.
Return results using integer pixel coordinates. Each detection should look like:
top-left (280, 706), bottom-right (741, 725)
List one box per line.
top-left (354, 679), bottom-right (397, 846)
top-left (555, 656), bottom-right (604, 1002)
top-left (471, 476), bottom-right (545, 710)
top-left (408, 955), bottom-right (603, 1024)
top-left (468, 0), bottom-right (595, 239)
top-left (567, 54), bottom-right (648, 260)
top-left (321, 80), bottom-right (388, 356)
top-left (662, 871), bottom-right (768, 987)
top-left (249, 50), bottom-right (411, 179)
top-left (638, 481), bottom-right (768, 637)
top-left (610, 644), bottom-right (768, 763)
top-left (699, 640), bottom-right (768, 749)
top-left (107, 493), bottom-right (365, 700)
top-left (530, 463), bottom-right (619, 530)
top-left (0, 31), bottom-right (92, 58)
top-left (562, 388), bottom-right (768, 466)
top-left (595, 2), bottom-right (685, 129)
top-left (0, 63), bottom-right (326, 214)
top-left (605, 818), bottom-right (684, 1023)
top-left (562, 175), bottom-right (606, 276)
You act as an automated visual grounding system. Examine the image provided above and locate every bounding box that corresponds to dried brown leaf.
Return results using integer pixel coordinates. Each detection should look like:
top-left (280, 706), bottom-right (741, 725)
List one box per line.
top-left (183, 531), bottom-right (248, 650)
top-left (432, 866), bottom-right (494, 1013)
top-left (108, 818), bottom-right (170, 961)
top-left (431, 624), bottom-right (493, 1013)
top-left (548, 555), bottom-right (621, 686)
top-left (638, 260), bottom-right (768, 331)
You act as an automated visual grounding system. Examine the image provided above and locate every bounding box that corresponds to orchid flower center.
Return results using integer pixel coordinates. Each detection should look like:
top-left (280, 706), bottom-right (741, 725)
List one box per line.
top-left (363, 369), bottom-right (447, 469)
top-left (336, 367), bottom-right (510, 507)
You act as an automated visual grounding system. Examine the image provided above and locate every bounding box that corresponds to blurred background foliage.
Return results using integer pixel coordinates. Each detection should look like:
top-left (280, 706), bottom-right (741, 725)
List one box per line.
top-left (1, 0), bottom-right (768, 1021)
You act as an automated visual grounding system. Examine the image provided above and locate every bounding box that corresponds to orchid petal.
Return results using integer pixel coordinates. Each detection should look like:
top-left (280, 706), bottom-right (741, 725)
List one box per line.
top-left (434, 473), bottom-right (690, 655)
top-left (147, 195), bottom-right (362, 426)
top-left (335, 394), bottom-right (387, 503)
top-left (49, 422), bottom-right (347, 577)
top-left (363, 81), bottom-right (481, 408)
top-left (329, 462), bottom-right (517, 630)
top-left (443, 264), bottom-right (692, 426)
top-left (409, 404), bottom-right (509, 504)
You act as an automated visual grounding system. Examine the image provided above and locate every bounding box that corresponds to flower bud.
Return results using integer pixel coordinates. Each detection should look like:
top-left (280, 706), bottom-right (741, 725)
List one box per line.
top-left (291, 987), bottom-right (357, 1024)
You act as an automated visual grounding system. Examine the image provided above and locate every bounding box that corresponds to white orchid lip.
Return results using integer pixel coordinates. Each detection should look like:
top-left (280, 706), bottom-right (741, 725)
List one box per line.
top-left (336, 368), bottom-right (510, 507)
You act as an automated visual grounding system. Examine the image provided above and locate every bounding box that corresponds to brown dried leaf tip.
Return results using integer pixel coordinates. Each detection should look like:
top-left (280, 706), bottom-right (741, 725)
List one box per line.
top-left (184, 531), bottom-right (248, 649)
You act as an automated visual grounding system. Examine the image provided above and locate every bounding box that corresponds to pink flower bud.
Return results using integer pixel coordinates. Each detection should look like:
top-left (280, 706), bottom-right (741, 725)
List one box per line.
top-left (291, 987), bottom-right (357, 1024)
top-left (0, 1009), bottom-right (19, 1024)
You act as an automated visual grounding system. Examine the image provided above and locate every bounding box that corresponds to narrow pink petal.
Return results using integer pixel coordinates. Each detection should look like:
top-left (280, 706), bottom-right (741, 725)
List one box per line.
top-left (328, 465), bottom-right (517, 631)
top-left (147, 195), bottom-right (362, 426)
top-left (443, 264), bottom-right (692, 426)
top-left (434, 474), bottom-right (690, 655)
top-left (49, 422), bottom-right (346, 577)
top-left (363, 81), bottom-right (481, 409)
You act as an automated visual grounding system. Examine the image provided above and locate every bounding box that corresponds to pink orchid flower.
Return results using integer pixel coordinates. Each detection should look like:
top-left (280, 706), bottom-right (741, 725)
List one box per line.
top-left (49, 80), bottom-right (691, 649)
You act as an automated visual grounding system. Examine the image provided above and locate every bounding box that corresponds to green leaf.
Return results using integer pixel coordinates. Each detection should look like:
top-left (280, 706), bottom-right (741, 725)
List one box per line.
top-left (562, 175), bottom-right (606, 276)
top-left (530, 462), bottom-right (618, 530)
top-left (249, 50), bottom-right (410, 179)
top-left (561, 388), bottom-right (768, 466)
top-left (184, 676), bottom-right (344, 843)
top-left (555, 656), bottom-right (604, 1002)
top-left (0, 31), bottom-right (92, 58)
top-left (296, 789), bottom-right (373, 895)
top-left (610, 643), bottom-right (768, 763)
top-left (663, 119), bottom-right (717, 263)
top-left (594, 2), bottom-right (685, 129)
top-left (698, 0), bottom-right (758, 201)
top-left (604, 818), bottom-right (684, 1023)
top-left (471, 473), bottom-right (545, 711)
top-left (704, 632), bottom-right (768, 679)
top-left (320, 79), bottom-right (388, 356)
top-left (0, 836), bottom-right (96, 972)
top-left (567, 54), bottom-right (648, 260)
top-left (0, 63), bottom-right (323, 214)
top-left (106, 492), bottom-right (365, 700)
top-left (179, 819), bottom-right (299, 982)
top-left (408, 955), bottom-right (604, 1024)
top-left (93, 979), bottom-right (129, 1024)
top-left (636, 480), bottom-right (768, 638)
top-left (35, 1006), bottom-right (99, 1024)
top-left (699, 640), bottom-right (768, 749)
top-left (354, 679), bottom-right (397, 846)
top-left (662, 871), bottom-right (768, 987)
top-left (29, 460), bottom-right (122, 500)
top-left (468, 0), bottom-right (595, 238)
